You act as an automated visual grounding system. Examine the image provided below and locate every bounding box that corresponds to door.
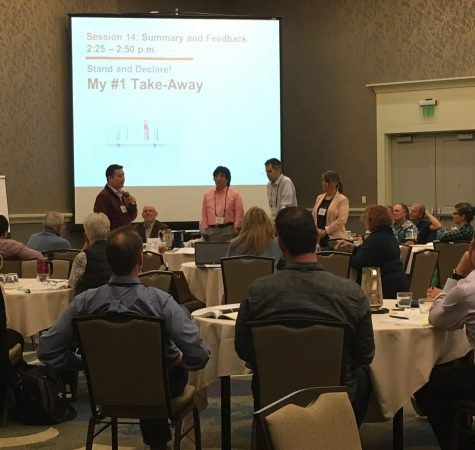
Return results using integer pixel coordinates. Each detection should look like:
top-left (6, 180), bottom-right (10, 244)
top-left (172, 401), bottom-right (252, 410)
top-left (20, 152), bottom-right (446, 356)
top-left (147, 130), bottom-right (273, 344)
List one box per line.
top-left (390, 132), bottom-right (475, 213)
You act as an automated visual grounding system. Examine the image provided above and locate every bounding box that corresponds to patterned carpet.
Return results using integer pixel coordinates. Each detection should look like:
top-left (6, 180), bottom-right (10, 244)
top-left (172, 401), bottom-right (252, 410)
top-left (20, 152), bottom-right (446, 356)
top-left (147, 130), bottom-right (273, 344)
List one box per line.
top-left (0, 349), bottom-right (440, 449)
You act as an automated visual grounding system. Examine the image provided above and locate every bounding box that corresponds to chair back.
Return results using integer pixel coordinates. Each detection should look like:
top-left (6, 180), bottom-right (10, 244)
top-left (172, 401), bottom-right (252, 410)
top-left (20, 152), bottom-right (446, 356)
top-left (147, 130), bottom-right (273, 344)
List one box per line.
top-left (221, 256), bottom-right (274, 304)
top-left (49, 249), bottom-right (81, 262)
top-left (73, 314), bottom-right (170, 420)
top-left (20, 259), bottom-right (37, 278)
top-left (433, 241), bottom-right (470, 286)
top-left (316, 251), bottom-right (351, 278)
top-left (0, 259), bottom-right (22, 276)
top-left (399, 245), bottom-right (411, 271)
top-left (251, 319), bottom-right (346, 408)
top-left (409, 249), bottom-right (439, 299)
top-left (51, 259), bottom-right (72, 279)
top-left (139, 270), bottom-right (173, 293)
top-left (254, 386), bottom-right (361, 450)
top-left (142, 251), bottom-right (165, 272)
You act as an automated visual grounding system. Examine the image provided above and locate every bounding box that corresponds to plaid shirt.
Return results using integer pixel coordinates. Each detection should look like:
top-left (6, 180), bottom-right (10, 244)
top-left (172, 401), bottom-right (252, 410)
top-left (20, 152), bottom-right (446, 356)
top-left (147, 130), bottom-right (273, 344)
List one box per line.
top-left (439, 223), bottom-right (474, 243)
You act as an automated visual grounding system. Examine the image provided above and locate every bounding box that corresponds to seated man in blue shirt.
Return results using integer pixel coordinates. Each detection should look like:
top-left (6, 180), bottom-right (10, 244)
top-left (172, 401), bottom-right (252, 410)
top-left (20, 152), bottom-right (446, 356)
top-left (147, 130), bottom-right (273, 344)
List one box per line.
top-left (409, 203), bottom-right (442, 244)
top-left (38, 227), bottom-right (210, 450)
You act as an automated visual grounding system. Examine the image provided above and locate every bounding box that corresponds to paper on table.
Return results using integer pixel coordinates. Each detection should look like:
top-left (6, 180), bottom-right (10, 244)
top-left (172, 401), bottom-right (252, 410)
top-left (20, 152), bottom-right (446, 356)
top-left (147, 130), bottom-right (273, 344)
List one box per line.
top-left (192, 303), bottom-right (240, 320)
top-left (175, 247), bottom-right (195, 254)
top-left (386, 309), bottom-right (430, 327)
top-left (20, 280), bottom-right (69, 291)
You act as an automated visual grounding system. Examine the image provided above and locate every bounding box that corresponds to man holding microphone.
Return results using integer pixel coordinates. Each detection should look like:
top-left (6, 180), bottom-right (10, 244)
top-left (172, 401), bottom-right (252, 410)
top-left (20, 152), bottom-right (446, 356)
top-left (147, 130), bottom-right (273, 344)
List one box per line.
top-left (94, 164), bottom-right (137, 229)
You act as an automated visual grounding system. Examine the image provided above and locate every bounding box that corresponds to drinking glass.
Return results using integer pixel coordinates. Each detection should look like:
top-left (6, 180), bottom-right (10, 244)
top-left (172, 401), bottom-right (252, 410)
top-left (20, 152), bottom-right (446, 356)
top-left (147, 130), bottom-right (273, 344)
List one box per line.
top-left (397, 292), bottom-right (412, 309)
top-left (418, 298), bottom-right (431, 314)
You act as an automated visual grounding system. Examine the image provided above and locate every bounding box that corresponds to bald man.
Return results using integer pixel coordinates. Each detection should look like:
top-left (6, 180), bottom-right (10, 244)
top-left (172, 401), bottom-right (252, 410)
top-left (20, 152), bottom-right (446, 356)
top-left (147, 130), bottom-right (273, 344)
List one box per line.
top-left (134, 205), bottom-right (170, 243)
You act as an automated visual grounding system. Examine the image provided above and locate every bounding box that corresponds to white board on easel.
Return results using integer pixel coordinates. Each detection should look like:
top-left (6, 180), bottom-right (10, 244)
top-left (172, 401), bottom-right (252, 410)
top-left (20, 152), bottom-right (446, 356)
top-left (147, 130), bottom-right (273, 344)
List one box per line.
top-left (0, 176), bottom-right (9, 223)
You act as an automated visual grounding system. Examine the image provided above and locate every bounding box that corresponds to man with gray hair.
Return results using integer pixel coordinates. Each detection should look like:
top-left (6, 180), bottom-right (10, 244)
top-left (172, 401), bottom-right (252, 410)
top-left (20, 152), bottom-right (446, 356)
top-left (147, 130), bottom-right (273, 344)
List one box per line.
top-left (27, 211), bottom-right (71, 252)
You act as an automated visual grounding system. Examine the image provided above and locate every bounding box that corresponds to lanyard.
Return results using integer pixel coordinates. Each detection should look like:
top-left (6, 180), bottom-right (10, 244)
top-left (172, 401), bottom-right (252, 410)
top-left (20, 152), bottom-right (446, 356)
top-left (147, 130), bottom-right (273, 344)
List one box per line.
top-left (214, 187), bottom-right (228, 217)
top-left (271, 180), bottom-right (281, 208)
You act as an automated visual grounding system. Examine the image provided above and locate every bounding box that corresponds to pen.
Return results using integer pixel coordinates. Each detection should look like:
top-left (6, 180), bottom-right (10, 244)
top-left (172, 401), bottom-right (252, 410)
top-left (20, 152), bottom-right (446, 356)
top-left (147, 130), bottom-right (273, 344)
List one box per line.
top-left (389, 315), bottom-right (409, 320)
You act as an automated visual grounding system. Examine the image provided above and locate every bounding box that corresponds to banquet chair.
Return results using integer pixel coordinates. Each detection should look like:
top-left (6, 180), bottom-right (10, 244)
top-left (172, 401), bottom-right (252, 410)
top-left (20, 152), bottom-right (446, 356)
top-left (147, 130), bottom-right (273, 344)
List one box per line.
top-left (316, 251), bottom-right (351, 278)
top-left (49, 249), bottom-right (81, 262)
top-left (0, 259), bottom-right (22, 276)
top-left (21, 259), bottom-right (37, 278)
top-left (51, 259), bottom-right (72, 279)
top-left (433, 241), bottom-right (470, 287)
top-left (399, 245), bottom-right (412, 271)
top-left (139, 270), bottom-right (174, 292)
top-left (408, 249), bottom-right (439, 300)
top-left (250, 319), bottom-right (347, 409)
top-left (142, 251), bottom-right (166, 272)
top-left (221, 256), bottom-right (274, 304)
top-left (73, 314), bottom-right (201, 450)
top-left (168, 271), bottom-right (205, 313)
top-left (254, 386), bottom-right (361, 450)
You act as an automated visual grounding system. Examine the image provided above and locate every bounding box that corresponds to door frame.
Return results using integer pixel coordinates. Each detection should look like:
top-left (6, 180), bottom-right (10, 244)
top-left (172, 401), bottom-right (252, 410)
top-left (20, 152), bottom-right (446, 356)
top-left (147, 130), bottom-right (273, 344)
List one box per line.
top-left (367, 76), bottom-right (475, 205)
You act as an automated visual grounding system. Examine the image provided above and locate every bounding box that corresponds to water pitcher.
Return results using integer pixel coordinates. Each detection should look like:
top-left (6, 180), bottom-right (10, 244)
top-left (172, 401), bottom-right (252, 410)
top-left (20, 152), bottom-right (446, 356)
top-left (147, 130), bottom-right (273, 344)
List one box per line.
top-left (361, 267), bottom-right (383, 311)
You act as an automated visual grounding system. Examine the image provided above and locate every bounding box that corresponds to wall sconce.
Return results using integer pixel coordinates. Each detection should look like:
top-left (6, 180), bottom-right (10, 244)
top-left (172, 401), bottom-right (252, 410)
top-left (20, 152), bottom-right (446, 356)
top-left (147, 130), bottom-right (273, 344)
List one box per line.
top-left (418, 98), bottom-right (437, 117)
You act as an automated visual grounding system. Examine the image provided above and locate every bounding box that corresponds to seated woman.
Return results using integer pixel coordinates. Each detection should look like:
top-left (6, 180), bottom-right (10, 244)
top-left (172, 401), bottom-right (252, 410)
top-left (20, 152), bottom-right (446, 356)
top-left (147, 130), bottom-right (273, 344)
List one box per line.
top-left (439, 202), bottom-right (474, 243)
top-left (68, 213), bottom-right (113, 294)
top-left (226, 207), bottom-right (282, 267)
top-left (336, 205), bottom-right (409, 299)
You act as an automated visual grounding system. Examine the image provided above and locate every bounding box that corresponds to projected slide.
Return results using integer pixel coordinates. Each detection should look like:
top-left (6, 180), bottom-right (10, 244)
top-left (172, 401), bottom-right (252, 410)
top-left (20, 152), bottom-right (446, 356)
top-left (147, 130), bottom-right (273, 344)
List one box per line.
top-left (70, 15), bottom-right (281, 222)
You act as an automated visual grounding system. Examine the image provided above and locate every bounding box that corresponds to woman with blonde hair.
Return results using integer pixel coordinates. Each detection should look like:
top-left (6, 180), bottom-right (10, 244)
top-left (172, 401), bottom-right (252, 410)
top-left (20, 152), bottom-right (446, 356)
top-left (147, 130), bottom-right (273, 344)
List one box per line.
top-left (226, 207), bottom-right (282, 266)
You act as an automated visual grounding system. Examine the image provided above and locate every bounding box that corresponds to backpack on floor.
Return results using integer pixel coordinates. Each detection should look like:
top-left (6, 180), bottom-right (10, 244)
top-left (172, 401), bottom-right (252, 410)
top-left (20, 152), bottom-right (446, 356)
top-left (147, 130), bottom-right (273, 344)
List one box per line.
top-left (13, 364), bottom-right (77, 425)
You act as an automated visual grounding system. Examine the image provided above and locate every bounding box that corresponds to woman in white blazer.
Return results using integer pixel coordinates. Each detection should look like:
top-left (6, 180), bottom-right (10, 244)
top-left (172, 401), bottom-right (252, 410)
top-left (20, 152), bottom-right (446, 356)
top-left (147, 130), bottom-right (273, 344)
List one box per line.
top-left (312, 170), bottom-right (349, 248)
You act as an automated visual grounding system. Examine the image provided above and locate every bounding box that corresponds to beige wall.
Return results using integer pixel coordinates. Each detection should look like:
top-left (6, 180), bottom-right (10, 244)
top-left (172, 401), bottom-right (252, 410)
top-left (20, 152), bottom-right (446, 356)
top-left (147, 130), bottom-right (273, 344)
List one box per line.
top-left (2, 0), bottom-right (475, 221)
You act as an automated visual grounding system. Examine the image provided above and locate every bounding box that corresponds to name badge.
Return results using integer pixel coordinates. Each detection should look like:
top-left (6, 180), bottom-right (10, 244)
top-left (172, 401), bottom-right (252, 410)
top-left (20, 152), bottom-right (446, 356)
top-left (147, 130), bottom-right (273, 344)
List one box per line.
top-left (120, 205), bottom-right (128, 213)
top-left (216, 216), bottom-right (225, 225)
top-left (318, 207), bottom-right (327, 216)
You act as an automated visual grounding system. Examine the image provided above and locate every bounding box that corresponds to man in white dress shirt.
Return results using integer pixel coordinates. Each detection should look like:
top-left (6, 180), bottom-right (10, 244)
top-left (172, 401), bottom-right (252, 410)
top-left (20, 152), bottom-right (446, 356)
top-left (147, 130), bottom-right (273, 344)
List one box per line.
top-left (265, 158), bottom-right (297, 220)
top-left (414, 239), bottom-right (475, 450)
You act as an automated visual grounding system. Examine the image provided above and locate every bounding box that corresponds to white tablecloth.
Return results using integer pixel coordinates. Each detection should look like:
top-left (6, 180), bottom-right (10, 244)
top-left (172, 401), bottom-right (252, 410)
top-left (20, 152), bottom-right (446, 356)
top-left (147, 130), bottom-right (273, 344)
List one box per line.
top-left (4, 279), bottom-right (73, 337)
top-left (191, 299), bottom-right (471, 420)
top-left (163, 248), bottom-right (195, 272)
top-left (180, 262), bottom-right (224, 307)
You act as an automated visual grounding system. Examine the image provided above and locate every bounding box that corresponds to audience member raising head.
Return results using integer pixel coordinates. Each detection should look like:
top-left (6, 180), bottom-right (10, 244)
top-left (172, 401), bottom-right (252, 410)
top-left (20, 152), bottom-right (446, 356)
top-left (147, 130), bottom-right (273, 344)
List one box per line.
top-left (391, 202), bottom-right (418, 244)
top-left (0, 215), bottom-right (43, 261)
top-left (27, 211), bottom-right (72, 253)
top-left (226, 207), bottom-right (282, 266)
top-left (439, 202), bottom-right (474, 243)
top-left (409, 203), bottom-right (442, 244)
top-left (312, 170), bottom-right (349, 248)
top-left (68, 212), bottom-right (112, 294)
top-left (336, 205), bottom-right (409, 299)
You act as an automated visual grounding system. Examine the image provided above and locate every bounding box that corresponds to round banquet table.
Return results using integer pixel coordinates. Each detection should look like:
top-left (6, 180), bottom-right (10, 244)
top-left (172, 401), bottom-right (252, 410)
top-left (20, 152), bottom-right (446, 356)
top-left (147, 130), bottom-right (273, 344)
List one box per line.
top-left (190, 299), bottom-right (472, 450)
top-left (3, 278), bottom-right (73, 337)
top-left (180, 261), bottom-right (224, 307)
